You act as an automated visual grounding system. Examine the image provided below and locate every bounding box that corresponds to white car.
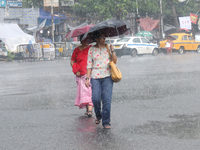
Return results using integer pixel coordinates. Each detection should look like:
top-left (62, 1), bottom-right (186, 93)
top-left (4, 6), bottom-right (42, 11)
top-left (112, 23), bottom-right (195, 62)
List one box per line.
top-left (105, 38), bottom-right (120, 44)
top-left (113, 36), bottom-right (159, 57)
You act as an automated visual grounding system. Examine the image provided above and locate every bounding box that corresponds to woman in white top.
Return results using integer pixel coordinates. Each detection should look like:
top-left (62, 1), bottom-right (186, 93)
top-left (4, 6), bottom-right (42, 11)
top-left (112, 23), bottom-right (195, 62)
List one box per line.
top-left (85, 30), bottom-right (117, 129)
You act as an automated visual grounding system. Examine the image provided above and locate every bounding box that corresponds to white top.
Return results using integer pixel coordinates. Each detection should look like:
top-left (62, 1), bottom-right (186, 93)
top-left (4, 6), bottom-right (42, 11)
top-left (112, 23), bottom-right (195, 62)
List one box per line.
top-left (87, 46), bottom-right (111, 79)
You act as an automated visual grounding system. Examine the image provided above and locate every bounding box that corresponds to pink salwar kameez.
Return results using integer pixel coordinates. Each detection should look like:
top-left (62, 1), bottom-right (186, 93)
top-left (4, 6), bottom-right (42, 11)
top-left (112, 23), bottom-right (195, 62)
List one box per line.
top-left (75, 75), bottom-right (93, 109)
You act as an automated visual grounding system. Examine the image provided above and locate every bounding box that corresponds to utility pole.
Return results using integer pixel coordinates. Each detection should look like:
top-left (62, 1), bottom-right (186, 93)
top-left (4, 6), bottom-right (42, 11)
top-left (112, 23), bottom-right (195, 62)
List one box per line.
top-left (136, 0), bottom-right (140, 33)
top-left (5, 1), bottom-right (9, 18)
top-left (160, 0), bottom-right (164, 39)
top-left (51, 0), bottom-right (54, 43)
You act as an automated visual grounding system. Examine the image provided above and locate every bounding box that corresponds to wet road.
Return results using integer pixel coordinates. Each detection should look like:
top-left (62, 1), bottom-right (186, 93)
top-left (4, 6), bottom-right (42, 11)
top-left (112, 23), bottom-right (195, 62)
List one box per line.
top-left (1, 53), bottom-right (200, 150)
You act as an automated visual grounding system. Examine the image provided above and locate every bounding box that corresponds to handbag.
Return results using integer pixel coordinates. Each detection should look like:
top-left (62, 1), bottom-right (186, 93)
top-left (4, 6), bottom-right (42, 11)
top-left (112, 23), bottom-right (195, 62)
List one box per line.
top-left (106, 44), bottom-right (122, 83)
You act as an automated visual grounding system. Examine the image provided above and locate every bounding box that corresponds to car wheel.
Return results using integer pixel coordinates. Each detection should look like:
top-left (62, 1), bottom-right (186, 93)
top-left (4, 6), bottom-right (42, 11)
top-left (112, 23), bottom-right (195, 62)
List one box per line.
top-left (196, 46), bottom-right (200, 53)
top-left (130, 49), bottom-right (137, 57)
top-left (178, 47), bottom-right (185, 54)
top-left (152, 49), bottom-right (158, 56)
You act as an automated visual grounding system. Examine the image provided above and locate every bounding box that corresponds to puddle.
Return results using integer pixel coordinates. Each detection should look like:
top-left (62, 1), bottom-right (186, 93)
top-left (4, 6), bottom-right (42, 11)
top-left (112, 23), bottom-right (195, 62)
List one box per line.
top-left (123, 114), bottom-right (200, 139)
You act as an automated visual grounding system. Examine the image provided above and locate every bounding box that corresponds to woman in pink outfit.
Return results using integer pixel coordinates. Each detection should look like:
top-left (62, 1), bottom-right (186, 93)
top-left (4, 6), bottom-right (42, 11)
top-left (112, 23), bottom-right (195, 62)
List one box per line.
top-left (70, 35), bottom-right (93, 117)
top-left (166, 36), bottom-right (174, 55)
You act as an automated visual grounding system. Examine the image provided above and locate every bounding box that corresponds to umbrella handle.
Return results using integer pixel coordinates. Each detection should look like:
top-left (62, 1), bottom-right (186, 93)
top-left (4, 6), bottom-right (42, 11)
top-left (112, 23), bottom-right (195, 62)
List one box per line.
top-left (116, 27), bottom-right (119, 36)
top-left (107, 35), bottom-right (111, 44)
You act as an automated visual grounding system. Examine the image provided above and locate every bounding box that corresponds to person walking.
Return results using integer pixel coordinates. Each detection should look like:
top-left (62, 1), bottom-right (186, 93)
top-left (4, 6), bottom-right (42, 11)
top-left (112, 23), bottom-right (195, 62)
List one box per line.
top-left (85, 31), bottom-right (117, 129)
top-left (166, 36), bottom-right (174, 55)
top-left (70, 35), bottom-right (93, 117)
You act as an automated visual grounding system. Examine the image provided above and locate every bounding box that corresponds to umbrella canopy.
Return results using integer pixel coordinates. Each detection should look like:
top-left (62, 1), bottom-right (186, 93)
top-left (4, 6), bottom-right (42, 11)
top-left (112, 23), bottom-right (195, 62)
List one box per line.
top-left (66, 24), bottom-right (94, 39)
top-left (135, 31), bottom-right (153, 37)
top-left (166, 35), bottom-right (176, 40)
top-left (164, 28), bottom-right (178, 34)
top-left (82, 19), bottom-right (129, 43)
top-left (178, 28), bottom-right (190, 33)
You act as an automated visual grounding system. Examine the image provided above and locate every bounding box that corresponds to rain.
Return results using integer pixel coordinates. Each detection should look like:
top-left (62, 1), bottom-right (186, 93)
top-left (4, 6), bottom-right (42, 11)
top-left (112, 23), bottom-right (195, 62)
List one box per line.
top-left (1, 0), bottom-right (200, 150)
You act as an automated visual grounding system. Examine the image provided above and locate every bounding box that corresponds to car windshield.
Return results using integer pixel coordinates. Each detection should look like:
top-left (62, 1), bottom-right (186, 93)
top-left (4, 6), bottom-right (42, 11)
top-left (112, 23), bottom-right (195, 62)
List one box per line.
top-left (116, 39), bottom-right (120, 42)
top-left (117, 38), bottom-right (130, 42)
top-left (105, 40), bottom-right (114, 44)
top-left (141, 38), bottom-right (150, 43)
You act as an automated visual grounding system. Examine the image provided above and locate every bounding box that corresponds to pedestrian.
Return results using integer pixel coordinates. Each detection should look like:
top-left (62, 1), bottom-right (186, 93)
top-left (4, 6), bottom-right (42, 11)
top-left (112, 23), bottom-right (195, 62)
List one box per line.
top-left (166, 36), bottom-right (174, 55)
top-left (70, 34), bottom-right (93, 117)
top-left (85, 31), bottom-right (117, 129)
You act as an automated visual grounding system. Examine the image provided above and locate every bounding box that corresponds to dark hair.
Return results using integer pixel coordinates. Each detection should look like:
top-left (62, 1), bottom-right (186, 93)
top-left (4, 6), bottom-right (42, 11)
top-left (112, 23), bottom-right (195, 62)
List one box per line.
top-left (92, 30), bottom-right (104, 41)
top-left (79, 34), bottom-right (84, 41)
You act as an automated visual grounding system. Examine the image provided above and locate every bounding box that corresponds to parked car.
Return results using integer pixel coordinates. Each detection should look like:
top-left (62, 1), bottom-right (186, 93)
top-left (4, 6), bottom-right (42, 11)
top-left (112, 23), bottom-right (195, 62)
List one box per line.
top-left (113, 36), bottom-right (159, 57)
top-left (159, 33), bottom-right (200, 54)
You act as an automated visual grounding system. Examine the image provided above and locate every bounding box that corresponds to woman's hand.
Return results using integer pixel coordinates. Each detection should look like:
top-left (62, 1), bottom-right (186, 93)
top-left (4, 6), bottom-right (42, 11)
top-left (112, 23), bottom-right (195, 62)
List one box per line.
top-left (110, 44), bottom-right (114, 52)
top-left (76, 72), bottom-right (81, 77)
top-left (85, 79), bottom-right (90, 88)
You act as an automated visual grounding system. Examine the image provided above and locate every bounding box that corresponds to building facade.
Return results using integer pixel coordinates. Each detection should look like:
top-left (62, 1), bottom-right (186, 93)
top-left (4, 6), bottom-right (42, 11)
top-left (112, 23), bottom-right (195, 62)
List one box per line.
top-left (0, 7), bottom-right (39, 29)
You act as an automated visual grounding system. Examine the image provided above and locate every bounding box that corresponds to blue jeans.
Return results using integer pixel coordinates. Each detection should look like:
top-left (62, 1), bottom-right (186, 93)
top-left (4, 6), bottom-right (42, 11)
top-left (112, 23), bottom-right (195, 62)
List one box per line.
top-left (91, 76), bottom-right (113, 126)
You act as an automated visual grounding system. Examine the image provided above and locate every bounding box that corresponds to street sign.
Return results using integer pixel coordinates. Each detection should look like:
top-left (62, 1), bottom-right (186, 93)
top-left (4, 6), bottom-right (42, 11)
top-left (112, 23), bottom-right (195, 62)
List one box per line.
top-left (44, 0), bottom-right (59, 7)
top-left (0, 0), bottom-right (6, 7)
top-left (7, 0), bottom-right (22, 7)
top-left (61, 0), bottom-right (74, 6)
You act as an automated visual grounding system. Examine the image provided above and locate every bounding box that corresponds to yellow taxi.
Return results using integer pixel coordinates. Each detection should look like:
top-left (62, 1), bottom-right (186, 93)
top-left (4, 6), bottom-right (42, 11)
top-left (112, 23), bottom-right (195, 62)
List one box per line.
top-left (159, 33), bottom-right (200, 54)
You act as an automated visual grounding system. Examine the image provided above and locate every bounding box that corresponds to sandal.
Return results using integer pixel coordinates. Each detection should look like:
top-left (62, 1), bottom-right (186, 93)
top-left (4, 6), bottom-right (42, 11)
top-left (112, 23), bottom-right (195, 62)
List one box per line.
top-left (95, 119), bottom-right (101, 124)
top-left (87, 111), bottom-right (92, 118)
top-left (104, 125), bottom-right (111, 129)
top-left (84, 112), bottom-right (88, 115)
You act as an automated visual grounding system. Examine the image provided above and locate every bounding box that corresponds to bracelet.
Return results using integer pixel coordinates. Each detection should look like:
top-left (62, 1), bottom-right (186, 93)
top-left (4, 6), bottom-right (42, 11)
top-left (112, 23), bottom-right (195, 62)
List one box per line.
top-left (86, 77), bottom-right (89, 80)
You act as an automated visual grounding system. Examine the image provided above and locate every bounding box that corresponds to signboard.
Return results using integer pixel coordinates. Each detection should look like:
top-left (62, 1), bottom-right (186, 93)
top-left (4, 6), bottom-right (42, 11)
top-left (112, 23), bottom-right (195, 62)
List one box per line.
top-left (61, 0), bottom-right (74, 6)
top-left (179, 16), bottom-right (191, 30)
top-left (190, 13), bottom-right (198, 24)
top-left (44, 0), bottom-right (59, 7)
top-left (7, 0), bottom-right (22, 7)
top-left (0, 0), bottom-right (6, 7)
top-left (41, 43), bottom-right (55, 52)
top-left (59, 47), bottom-right (63, 52)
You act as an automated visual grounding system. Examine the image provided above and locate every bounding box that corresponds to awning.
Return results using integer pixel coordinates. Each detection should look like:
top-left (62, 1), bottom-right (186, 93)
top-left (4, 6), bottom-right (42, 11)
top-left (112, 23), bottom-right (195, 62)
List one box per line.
top-left (139, 17), bottom-right (160, 31)
top-left (38, 8), bottom-right (67, 26)
top-left (0, 23), bottom-right (35, 52)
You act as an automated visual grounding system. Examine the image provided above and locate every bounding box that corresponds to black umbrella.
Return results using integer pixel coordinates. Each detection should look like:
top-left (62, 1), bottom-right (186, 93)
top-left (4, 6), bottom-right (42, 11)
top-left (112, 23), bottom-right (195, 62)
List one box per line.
top-left (166, 35), bottom-right (177, 40)
top-left (82, 19), bottom-right (129, 43)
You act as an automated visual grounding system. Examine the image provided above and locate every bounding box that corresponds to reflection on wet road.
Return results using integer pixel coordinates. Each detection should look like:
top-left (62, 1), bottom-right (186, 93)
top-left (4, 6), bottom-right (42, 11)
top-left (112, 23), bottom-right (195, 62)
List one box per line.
top-left (125, 113), bottom-right (200, 139)
top-left (1, 53), bottom-right (200, 149)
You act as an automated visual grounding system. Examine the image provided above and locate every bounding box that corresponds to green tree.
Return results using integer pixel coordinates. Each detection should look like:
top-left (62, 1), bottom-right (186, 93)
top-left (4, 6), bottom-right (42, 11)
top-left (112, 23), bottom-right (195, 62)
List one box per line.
top-left (7, 52), bottom-right (15, 61)
top-left (137, 0), bottom-right (199, 27)
top-left (22, 0), bottom-right (200, 28)
top-left (73, 0), bottom-right (136, 21)
top-left (162, 0), bottom-right (199, 27)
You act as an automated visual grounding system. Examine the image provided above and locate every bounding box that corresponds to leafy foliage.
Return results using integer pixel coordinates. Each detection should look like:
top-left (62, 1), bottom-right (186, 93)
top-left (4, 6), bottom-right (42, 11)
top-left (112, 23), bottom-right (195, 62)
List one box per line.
top-left (74, 0), bottom-right (200, 26)
top-left (7, 52), bottom-right (15, 61)
top-left (22, 0), bottom-right (200, 27)
top-left (73, 0), bottom-right (136, 21)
